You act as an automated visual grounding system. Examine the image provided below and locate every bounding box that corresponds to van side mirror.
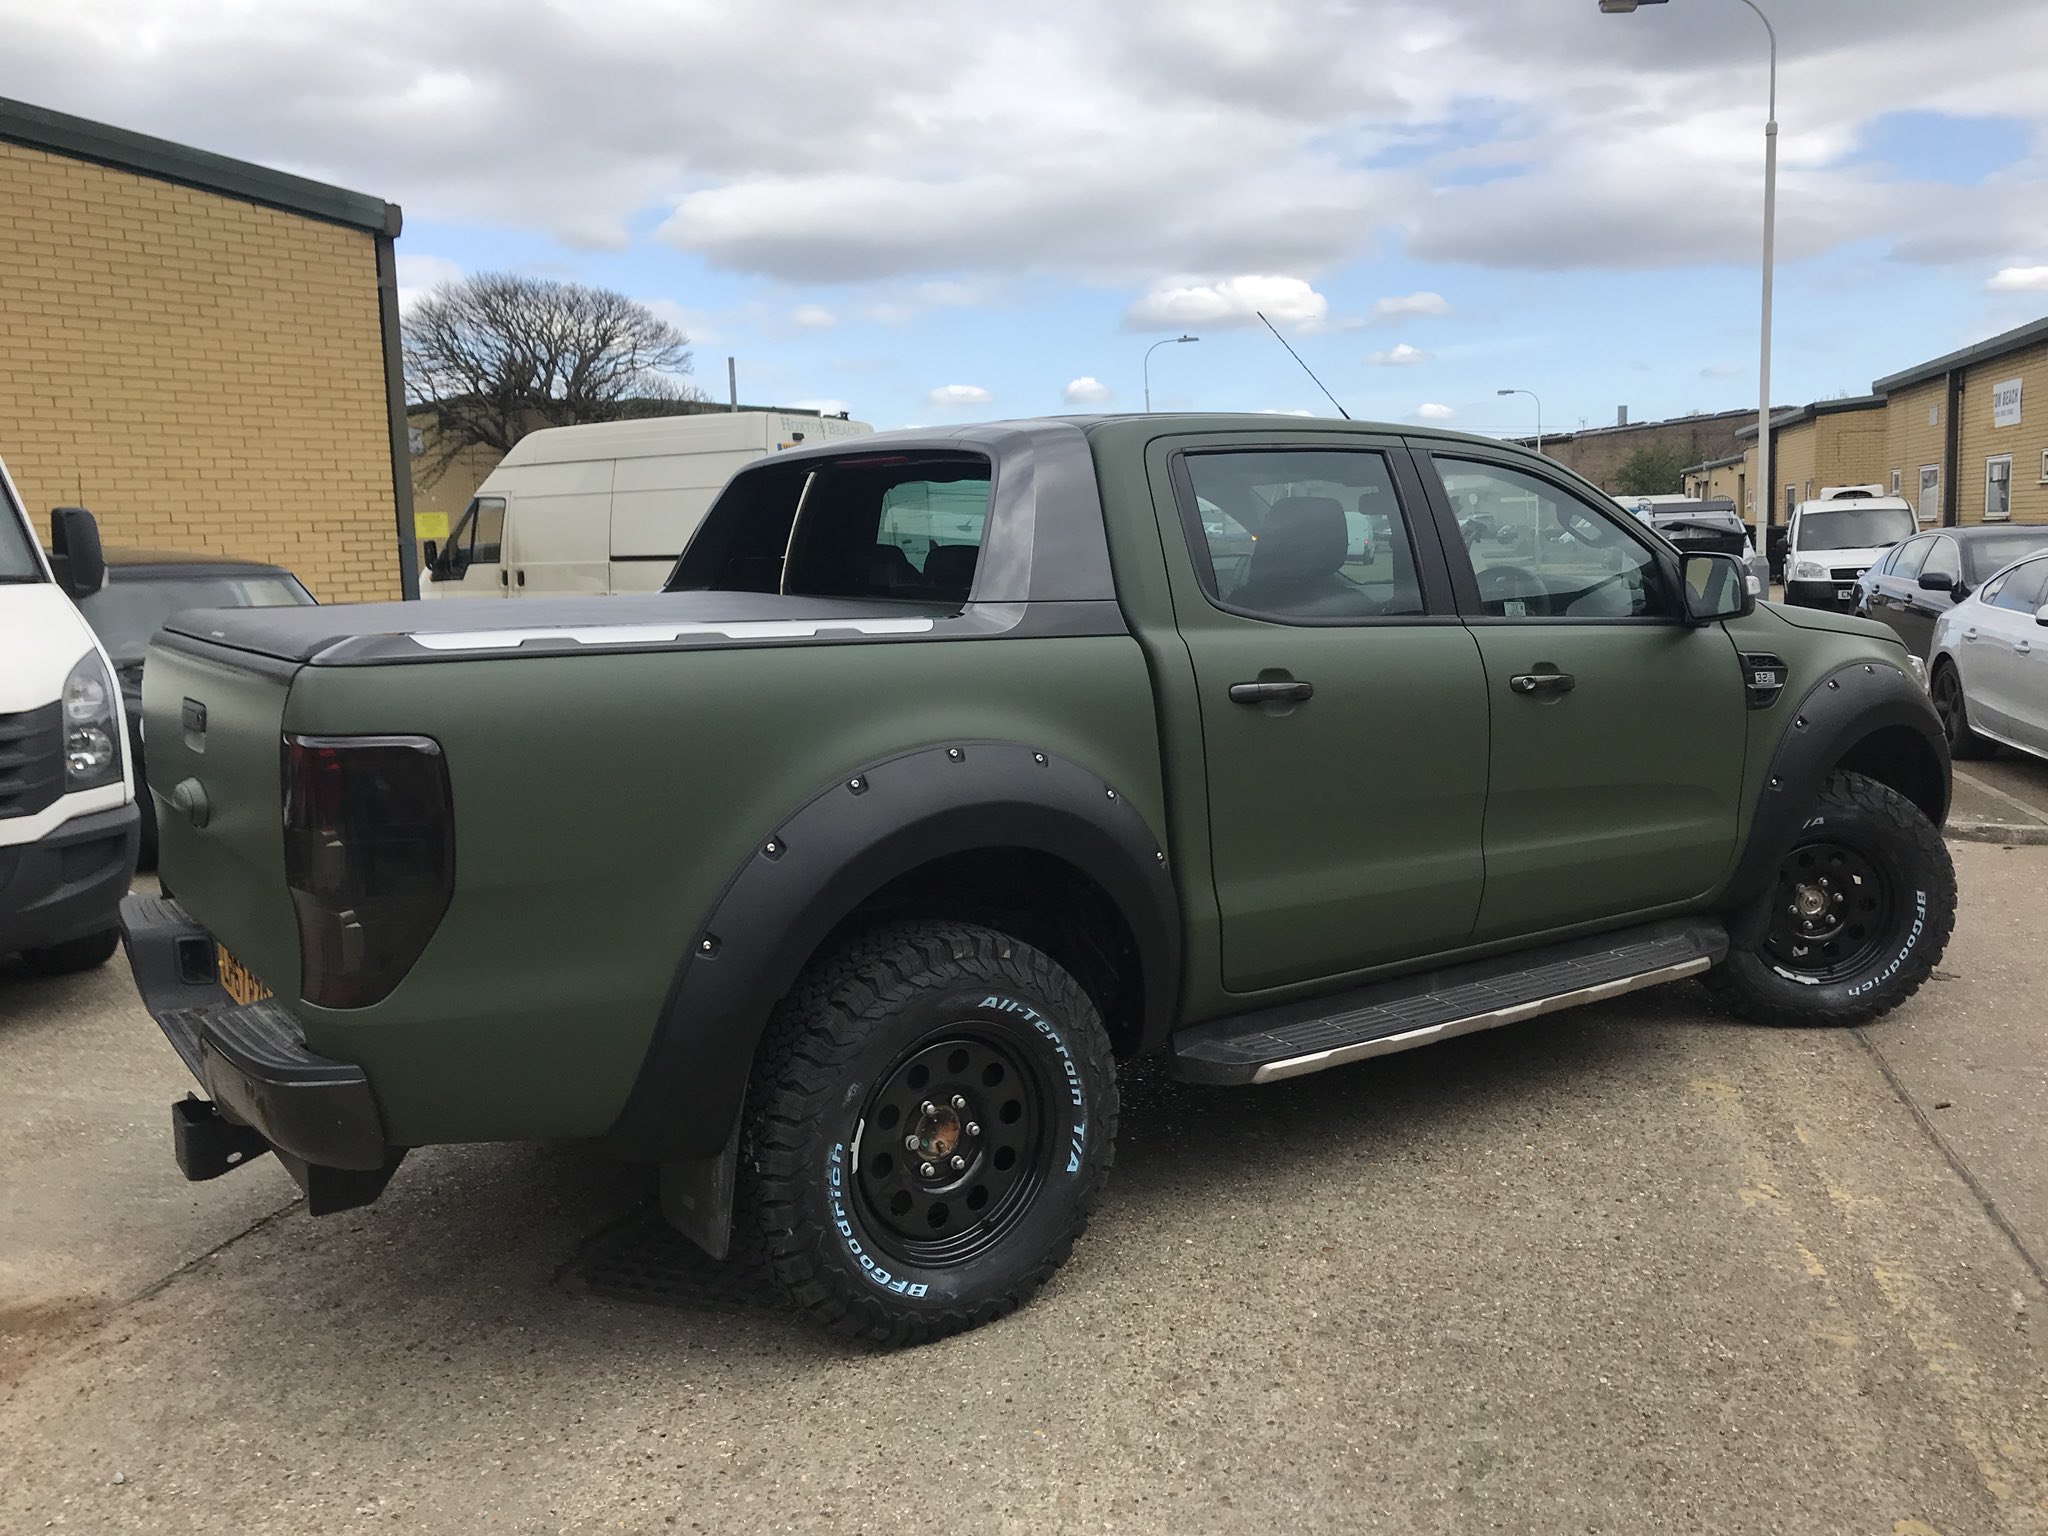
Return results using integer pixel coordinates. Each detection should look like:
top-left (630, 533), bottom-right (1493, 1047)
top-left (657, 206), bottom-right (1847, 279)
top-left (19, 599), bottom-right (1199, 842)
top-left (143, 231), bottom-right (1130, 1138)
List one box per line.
top-left (49, 506), bottom-right (106, 598)
top-left (1917, 570), bottom-right (1954, 593)
top-left (421, 539), bottom-right (439, 572)
top-left (1682, 551), bottom-right (1753, 624)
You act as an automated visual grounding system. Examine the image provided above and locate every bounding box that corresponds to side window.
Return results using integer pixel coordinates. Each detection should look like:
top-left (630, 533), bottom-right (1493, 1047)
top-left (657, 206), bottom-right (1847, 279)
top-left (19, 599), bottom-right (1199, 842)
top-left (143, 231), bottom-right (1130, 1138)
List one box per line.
top-left (1179, 449), bottom-right (1424, 622)
top-left (1919, 537), bottom-right (1960, 586)
top-left (1989, 557), bottom-right (2048, 613)
top-left (467, 497), bottom-right (505, 563)
top-left (1433, 457), bottom-right (1677, 619)
top-left (1888, 537), bottom-right (1930, 580)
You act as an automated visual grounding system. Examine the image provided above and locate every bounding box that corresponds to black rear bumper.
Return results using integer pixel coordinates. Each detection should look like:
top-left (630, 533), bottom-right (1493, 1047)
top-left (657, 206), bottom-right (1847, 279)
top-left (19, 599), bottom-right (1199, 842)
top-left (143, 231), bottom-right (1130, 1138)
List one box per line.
top-left (119, 893), bottom-right (401, 1209)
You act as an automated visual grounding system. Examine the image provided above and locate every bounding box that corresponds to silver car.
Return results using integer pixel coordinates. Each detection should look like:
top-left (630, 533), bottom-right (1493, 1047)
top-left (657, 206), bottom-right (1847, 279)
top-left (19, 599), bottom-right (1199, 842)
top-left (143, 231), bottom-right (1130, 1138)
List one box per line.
top-left (1928, 549), bottom-right (2048, 762)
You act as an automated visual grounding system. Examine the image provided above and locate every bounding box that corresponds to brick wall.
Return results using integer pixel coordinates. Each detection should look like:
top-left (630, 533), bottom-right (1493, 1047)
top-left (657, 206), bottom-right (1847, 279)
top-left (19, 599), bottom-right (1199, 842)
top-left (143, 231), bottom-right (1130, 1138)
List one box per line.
top-left (1533, 408), bottom-right (1755, 493)
top-left (1814, 410), bottom-right (1886, 491)
top-left (1883, 377), bottom-right (1947, 523)
top-left (0, 141), bottom-right (399, 602)
top-left (1957, 339), bottom-right (2048, 526)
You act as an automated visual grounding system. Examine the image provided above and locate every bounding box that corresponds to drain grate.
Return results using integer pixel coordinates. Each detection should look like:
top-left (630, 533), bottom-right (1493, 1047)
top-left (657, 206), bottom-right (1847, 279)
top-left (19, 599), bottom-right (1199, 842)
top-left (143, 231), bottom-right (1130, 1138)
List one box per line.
top-left (562, 1206), bottom-right (779, 1313)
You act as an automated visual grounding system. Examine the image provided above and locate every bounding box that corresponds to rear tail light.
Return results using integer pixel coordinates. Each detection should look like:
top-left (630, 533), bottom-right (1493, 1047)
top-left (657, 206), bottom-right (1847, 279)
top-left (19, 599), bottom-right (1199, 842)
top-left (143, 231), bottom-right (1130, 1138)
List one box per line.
top-left (283, 734), bottom-right (454, 1009)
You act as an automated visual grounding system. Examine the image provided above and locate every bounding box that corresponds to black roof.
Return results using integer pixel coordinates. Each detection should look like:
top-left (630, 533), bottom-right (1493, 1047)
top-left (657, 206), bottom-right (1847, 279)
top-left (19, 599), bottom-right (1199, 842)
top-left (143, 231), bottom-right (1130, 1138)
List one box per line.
top-left (101, 546), bottom-right (300, 579)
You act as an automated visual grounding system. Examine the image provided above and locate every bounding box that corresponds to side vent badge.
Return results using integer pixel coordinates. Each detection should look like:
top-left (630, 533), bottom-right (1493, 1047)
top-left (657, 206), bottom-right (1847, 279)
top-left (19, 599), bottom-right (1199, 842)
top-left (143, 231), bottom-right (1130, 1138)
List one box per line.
top-left (1740, 653), bottom-right (1789, 711)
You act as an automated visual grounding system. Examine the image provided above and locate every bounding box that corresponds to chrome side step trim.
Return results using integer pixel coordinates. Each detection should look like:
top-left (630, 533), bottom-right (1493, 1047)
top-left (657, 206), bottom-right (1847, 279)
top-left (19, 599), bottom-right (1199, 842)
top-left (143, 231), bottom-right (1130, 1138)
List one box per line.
top-left (1248, 955), bottom-right (1713, 1085)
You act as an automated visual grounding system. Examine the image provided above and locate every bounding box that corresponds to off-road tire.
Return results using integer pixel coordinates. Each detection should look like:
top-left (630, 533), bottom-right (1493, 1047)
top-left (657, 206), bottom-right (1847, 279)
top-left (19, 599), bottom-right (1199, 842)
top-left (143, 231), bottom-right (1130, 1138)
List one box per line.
top-left (738, 922), bottom-right (1117, 1347)
top-left (1931, 659), bottom-right (1992, 760)
top-left (1706, 771), bottom-right (1954, 1028)
top-left (21, 926), bottom-right (121, 976)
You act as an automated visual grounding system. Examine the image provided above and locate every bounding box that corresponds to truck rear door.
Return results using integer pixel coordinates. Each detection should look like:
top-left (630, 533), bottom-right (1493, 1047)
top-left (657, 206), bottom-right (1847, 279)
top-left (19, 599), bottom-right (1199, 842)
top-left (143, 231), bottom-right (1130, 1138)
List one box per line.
top-left (1152, 434), bottom-right (1489, 993)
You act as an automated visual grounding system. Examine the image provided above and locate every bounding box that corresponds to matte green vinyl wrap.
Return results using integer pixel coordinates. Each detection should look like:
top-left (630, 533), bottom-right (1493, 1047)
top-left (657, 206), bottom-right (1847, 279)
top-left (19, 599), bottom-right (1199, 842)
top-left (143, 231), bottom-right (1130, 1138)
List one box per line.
top-left (273, 636), bottom-right (1166, 1146)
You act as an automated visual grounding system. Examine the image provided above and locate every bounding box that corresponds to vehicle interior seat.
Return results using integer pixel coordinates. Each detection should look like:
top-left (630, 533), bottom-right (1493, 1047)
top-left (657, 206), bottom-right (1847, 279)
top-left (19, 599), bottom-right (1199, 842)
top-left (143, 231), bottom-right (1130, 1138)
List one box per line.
top-left (1230, 496), bottom-right (1376, 617)
top-left (921, 543), bottom-right (979, 602)
top-left (866, 543), bottom-right (928, 596)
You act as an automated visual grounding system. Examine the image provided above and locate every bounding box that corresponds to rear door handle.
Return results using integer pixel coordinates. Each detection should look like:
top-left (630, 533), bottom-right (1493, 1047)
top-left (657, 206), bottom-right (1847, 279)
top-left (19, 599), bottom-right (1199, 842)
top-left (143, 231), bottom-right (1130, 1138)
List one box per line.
top-left (1963, 626), bottom-right (1979, 642)
top-left (2018, 640), bottom-right (2034, 656)
top-left (1510, 671), bottom-right (1577, 695)
top-left (1229, 680), bottom-right (1314, 704)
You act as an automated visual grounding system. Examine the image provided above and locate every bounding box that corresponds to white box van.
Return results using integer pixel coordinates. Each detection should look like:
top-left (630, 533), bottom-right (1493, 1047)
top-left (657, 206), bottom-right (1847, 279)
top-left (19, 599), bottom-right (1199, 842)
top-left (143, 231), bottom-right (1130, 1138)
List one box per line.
top-left (0, 457), bottom-right (138, 973)
top-left (421, 410), bottom-right (872, 599)
top-left (1783, 486), bottom-right (1919, 612)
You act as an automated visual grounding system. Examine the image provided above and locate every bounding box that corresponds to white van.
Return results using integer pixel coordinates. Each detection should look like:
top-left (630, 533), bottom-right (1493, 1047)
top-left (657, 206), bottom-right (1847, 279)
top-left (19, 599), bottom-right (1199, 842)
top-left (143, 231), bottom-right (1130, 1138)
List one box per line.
top-left (421, 410), bottom-right (873, 599)
top-left (0, 458), bottom-right (138, 973)
top-left (1783, 486), bottom-right (1919, 612)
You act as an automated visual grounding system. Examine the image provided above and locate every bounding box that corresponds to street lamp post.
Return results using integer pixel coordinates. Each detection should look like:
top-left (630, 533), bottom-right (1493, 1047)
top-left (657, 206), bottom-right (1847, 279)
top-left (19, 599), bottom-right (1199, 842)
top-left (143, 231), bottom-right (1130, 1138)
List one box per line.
top-left (1601, 0), bottom-right (1777, 565)
top-left (1144, 334), bottom-right (1198, 412)
top-left (1497, 388), bottom-right (1543, 454)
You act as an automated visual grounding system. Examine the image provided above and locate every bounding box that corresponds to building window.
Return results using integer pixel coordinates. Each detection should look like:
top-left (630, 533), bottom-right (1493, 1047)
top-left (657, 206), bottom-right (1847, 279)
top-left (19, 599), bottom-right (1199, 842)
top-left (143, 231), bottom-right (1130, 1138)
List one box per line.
top-left (408, 426), bottom-right (425, 457)
top-left (1803, 479), bottom-right (1813, 501)
top-left (2040, 447), bottom-right (2048, 485)
top-left (1890, 468), bottom-right (1902, 495)
top-left (1784, 484), bottom-right (1796, 519)
top-left (1918, 465), bottom-right (1940, 524)
top-left (1986, 455), bottom-right (2012, 522)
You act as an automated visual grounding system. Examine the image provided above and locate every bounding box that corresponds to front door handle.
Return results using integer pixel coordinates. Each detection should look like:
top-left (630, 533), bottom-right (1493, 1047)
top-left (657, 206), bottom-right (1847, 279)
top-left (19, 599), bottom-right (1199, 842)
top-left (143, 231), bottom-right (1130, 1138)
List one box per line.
top-left (1229, 680), bottom-right (1314, 705)
top-left (1963, 626), bottom-right (1979, 642)
top-left (1510, 671), bottom-right (1577, 696)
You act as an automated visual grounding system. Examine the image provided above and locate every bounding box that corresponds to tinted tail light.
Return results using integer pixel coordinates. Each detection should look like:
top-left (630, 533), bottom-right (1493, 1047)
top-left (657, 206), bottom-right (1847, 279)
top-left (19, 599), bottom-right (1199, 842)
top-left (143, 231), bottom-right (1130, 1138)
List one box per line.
top-left (283, 734), bottom-right (454, 1009)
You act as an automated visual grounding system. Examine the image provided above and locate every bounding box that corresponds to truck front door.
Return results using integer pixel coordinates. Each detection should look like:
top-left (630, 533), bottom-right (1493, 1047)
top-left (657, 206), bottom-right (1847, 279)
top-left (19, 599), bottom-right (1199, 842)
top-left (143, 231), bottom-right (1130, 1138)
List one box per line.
top-left (1160, 439), bottom-right (1489, 993)
top-left (423, 496), bottom-right (507, 598)
top-left (1416, 450), bottom-right (1747, 941)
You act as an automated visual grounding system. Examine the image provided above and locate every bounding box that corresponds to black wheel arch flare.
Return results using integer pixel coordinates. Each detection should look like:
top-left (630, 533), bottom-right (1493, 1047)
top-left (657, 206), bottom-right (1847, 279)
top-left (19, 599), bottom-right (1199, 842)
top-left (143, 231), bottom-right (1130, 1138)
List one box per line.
top-left (603, 741), bottom-right (1181, 1165)
top-left (1721, 657), bottom-right (1950, 945)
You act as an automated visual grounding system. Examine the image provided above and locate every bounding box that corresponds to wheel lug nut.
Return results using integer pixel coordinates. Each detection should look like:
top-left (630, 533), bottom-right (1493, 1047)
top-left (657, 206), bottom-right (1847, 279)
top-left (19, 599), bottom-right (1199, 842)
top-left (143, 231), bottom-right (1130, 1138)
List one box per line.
top-left (919, 1161), bottom-right (936, 1178)
top-left (921, 1101), bottom-right (937, 1117)
top-left (903, 1135), bottom-right (921, 1152)
top-left (965, 1121), bottom-right (981, 1137)
top-left (950, 1094), bottom-right (967, 1110)
top-left (949, 1154), bottom-right (966, 1172)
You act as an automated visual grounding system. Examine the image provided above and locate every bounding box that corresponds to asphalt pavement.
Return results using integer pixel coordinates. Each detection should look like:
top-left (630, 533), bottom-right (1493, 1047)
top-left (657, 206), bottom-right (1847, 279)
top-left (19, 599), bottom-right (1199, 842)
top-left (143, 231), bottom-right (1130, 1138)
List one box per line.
top-left (3, 848), bottom-right (2046, 1535)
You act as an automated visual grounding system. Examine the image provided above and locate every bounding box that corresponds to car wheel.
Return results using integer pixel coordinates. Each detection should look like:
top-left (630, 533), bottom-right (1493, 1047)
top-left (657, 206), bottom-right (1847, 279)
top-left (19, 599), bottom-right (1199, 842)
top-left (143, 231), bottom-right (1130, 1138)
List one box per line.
top-left (738, 922), bottom-right (1117, 1346)
top-left (1930, 659), bottom-right (1992, 760)
top-left (1706, 772), bottom-right (1954, 1028)
top-left (20, 927), bottom-right (122, 977)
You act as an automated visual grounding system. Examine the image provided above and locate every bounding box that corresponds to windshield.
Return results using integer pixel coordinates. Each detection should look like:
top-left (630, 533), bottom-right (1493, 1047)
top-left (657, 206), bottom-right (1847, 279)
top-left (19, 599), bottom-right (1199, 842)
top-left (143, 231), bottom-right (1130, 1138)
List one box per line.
top-left (77, 572), bottom-right (313, 664)
top-left (1968, 529), bottom-right (2048, 578)
top-left (1797, 506), bottom-right (1916, 552)
top-left (0, 480), bottom-right (40, 582)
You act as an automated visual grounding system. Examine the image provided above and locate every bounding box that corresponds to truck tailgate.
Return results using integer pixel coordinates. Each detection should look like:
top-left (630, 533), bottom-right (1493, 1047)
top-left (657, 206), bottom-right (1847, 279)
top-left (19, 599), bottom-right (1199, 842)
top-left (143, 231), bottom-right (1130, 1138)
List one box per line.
top-left (141, 639), bottom-right (300, 1000)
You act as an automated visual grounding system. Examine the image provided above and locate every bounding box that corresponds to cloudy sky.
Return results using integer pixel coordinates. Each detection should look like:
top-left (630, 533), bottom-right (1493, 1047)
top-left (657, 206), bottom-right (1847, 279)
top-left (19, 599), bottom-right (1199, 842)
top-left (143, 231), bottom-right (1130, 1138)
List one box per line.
top-left (8, 0), bottom-right (2048, 432)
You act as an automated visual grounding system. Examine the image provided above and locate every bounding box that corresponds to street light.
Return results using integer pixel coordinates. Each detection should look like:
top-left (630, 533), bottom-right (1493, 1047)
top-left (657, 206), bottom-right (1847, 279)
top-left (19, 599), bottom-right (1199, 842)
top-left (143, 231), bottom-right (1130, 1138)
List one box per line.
top-left (1497, 388), bottom-right (1543, 454)
top-left (1603, 0), bottom-right (1776, 566)
top-left (1144, 334), bottom-right (1198, 412)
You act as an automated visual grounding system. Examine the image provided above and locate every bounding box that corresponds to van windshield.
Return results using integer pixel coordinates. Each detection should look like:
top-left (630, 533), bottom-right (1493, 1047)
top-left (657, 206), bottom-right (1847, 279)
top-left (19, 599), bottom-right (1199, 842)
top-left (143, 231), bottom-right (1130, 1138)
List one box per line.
top-left (1798, 505), bottom-right (1916, 551)
top-left (0, 484), bottom-right (40, 581)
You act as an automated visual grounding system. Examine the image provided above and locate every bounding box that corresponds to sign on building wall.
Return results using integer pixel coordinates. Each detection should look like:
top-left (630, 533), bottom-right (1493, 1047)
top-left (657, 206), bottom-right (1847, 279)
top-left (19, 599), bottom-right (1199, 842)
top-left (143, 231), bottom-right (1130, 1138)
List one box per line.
top-left (1991, 377), bottom-right (2023, 428)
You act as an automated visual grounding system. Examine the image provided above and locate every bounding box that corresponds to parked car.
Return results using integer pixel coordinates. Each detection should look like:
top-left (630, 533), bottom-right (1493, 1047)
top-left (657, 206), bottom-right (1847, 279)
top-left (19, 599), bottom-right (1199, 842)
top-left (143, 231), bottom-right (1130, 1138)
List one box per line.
top-left (120, 415), bottom-right (1955, 1345)
top-left (1854, 525), bottom-right (2048, 658)
top-left (72, 548), bottom-right (314, 867)
top-left (1929, 548), bottom-right (2048, 763)
top-left (0, 465), bottom-right (137, 975)
top-left (1625, 498), bottom-right (1766, 594)
top-left (421, 410), bottom-right (872, 600)
top-left (1783, 491), bottom-right (1919, 610)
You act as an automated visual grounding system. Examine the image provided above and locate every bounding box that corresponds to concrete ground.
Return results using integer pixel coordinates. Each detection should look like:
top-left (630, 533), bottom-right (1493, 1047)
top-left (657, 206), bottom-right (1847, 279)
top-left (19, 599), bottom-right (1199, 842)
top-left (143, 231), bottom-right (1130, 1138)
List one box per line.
top-left (3, 847), bottom-right (2046, 1535)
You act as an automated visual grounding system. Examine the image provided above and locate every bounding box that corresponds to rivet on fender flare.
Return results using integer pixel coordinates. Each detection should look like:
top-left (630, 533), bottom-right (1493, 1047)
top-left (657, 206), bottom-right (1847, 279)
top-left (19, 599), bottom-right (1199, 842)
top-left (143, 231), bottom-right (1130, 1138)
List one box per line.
top-left (1032, 752), bottom-right (1047, 765)
top-left (848, 777), bottom-right (867, 794)
top-left (1105, 788), bottom-right (1117, 801)
top-left (947, 747), bottom-right (963, 762)
top-left (699, 935), bottom-right (720, 957)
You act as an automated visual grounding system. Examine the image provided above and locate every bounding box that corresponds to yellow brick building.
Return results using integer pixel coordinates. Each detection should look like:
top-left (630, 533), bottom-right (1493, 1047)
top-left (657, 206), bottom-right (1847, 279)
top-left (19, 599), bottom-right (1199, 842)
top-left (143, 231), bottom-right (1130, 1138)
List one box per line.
top-left (0, 97), bottom-right (414, 602)
top-left (1875, 318), bottom-right (2048, 529)
top-left (1732, 395), bottom-right (1889, 525)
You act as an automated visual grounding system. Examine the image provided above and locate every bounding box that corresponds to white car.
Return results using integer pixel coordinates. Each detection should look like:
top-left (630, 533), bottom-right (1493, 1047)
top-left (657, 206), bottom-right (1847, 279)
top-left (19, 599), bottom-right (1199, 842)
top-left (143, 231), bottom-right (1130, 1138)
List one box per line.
top-left (1928, 549), bottom-right (2048, 763)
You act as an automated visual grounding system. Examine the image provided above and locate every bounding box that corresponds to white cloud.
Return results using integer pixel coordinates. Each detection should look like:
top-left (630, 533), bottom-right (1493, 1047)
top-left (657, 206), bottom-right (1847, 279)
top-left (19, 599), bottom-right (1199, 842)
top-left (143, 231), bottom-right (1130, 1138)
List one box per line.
top-left (788, 397), bottom-right (852, 416)
top-left (927, 383), bottom-right (993, 408)
top-left (862, 281), bottom-right (989, 326)
top-left (1367, 343), bottom-right (1430, 366)
top-left (790, 303), bottom-right (837, 328)
top-left (1699, 360), bottom-right (1745, 379)
top-left (1125, 274), bottom-right (1327, 332)
top-left (395, 253), bottom-right (464, 312)
top-left (1369, 291), bottom-right (1452, 324)
top-left (1063, 376), bottom-right (1112, 404)
top-left (1417, 403), bottom-right (1455, 420)
top-left (1987, 265), bottom-right (2048, 293)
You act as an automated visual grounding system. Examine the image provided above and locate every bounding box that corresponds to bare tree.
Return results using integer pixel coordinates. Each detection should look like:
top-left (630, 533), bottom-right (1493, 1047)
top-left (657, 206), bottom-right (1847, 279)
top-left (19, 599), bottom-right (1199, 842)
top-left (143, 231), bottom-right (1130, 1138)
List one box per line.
top-left (403, 272), bottom-right (701, 472)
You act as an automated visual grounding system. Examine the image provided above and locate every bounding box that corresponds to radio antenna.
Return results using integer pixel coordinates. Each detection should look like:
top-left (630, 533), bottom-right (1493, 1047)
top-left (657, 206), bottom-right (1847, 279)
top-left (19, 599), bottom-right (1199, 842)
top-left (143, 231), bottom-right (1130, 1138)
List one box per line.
top-left (1257, 310), bottom-right (1350, 420)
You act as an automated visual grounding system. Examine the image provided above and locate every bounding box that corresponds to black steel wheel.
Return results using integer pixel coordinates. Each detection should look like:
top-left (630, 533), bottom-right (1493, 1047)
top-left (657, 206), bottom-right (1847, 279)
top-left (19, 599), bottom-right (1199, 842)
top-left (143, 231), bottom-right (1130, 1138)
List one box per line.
top-left (1931, 661), bottom-right (1992, 759)
top-left (738, 922), bottom-right (1117, 1346)
top-left (1707, 771), bottom-right (1954, 1028)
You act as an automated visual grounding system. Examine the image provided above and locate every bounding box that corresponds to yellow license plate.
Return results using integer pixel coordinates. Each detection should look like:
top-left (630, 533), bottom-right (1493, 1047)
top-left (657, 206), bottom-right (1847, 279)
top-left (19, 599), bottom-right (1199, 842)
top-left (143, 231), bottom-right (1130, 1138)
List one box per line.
top-left (216, 944), bottom-right (273, 1007)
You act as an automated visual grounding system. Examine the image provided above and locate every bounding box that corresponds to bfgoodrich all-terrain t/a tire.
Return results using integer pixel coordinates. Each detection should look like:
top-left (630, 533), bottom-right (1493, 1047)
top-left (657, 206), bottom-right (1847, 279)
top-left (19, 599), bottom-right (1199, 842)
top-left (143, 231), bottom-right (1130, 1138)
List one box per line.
top-left (1706, 771), bottom-right (1956, 1028)
top-left (739, 922), bottom-right (1118, 1346)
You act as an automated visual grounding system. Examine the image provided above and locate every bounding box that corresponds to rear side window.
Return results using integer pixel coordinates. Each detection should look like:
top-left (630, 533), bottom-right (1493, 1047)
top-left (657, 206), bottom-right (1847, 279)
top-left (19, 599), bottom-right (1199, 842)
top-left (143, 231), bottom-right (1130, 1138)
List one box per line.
top-left (670, 452), bottom-right (991, 603)
top-left (1178, 449), bottom-right (1424, 621)
top-left (1989, 556), bottom-right (2048, 613)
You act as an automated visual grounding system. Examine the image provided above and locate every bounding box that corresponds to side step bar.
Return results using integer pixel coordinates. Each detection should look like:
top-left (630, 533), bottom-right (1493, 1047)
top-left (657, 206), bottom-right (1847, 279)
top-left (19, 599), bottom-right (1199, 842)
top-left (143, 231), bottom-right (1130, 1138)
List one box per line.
top-left (1171, 919), bottom-right (1726, 1086)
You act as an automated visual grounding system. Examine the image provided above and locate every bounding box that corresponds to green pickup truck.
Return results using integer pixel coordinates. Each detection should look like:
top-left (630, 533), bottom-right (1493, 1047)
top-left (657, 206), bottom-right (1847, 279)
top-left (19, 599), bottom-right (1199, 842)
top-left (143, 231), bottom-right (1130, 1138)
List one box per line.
top-left (122, 415), bottom-right (1956, 1345)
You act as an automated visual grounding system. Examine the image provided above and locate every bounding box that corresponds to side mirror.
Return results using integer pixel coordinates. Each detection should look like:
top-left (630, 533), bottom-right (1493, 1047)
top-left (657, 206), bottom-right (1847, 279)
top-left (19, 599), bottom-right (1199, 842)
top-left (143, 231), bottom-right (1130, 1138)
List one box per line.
top-left (1917, 570), bottom-right (1954, 593)
top-left (1682, 551), bottom-right (1753, 624)
top-left (421, 538), bottom-right (440, 573)
top-left (48, 506), bottom-right (106, 598)
top-left (2035, 601), bottom-right (2048, 628)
